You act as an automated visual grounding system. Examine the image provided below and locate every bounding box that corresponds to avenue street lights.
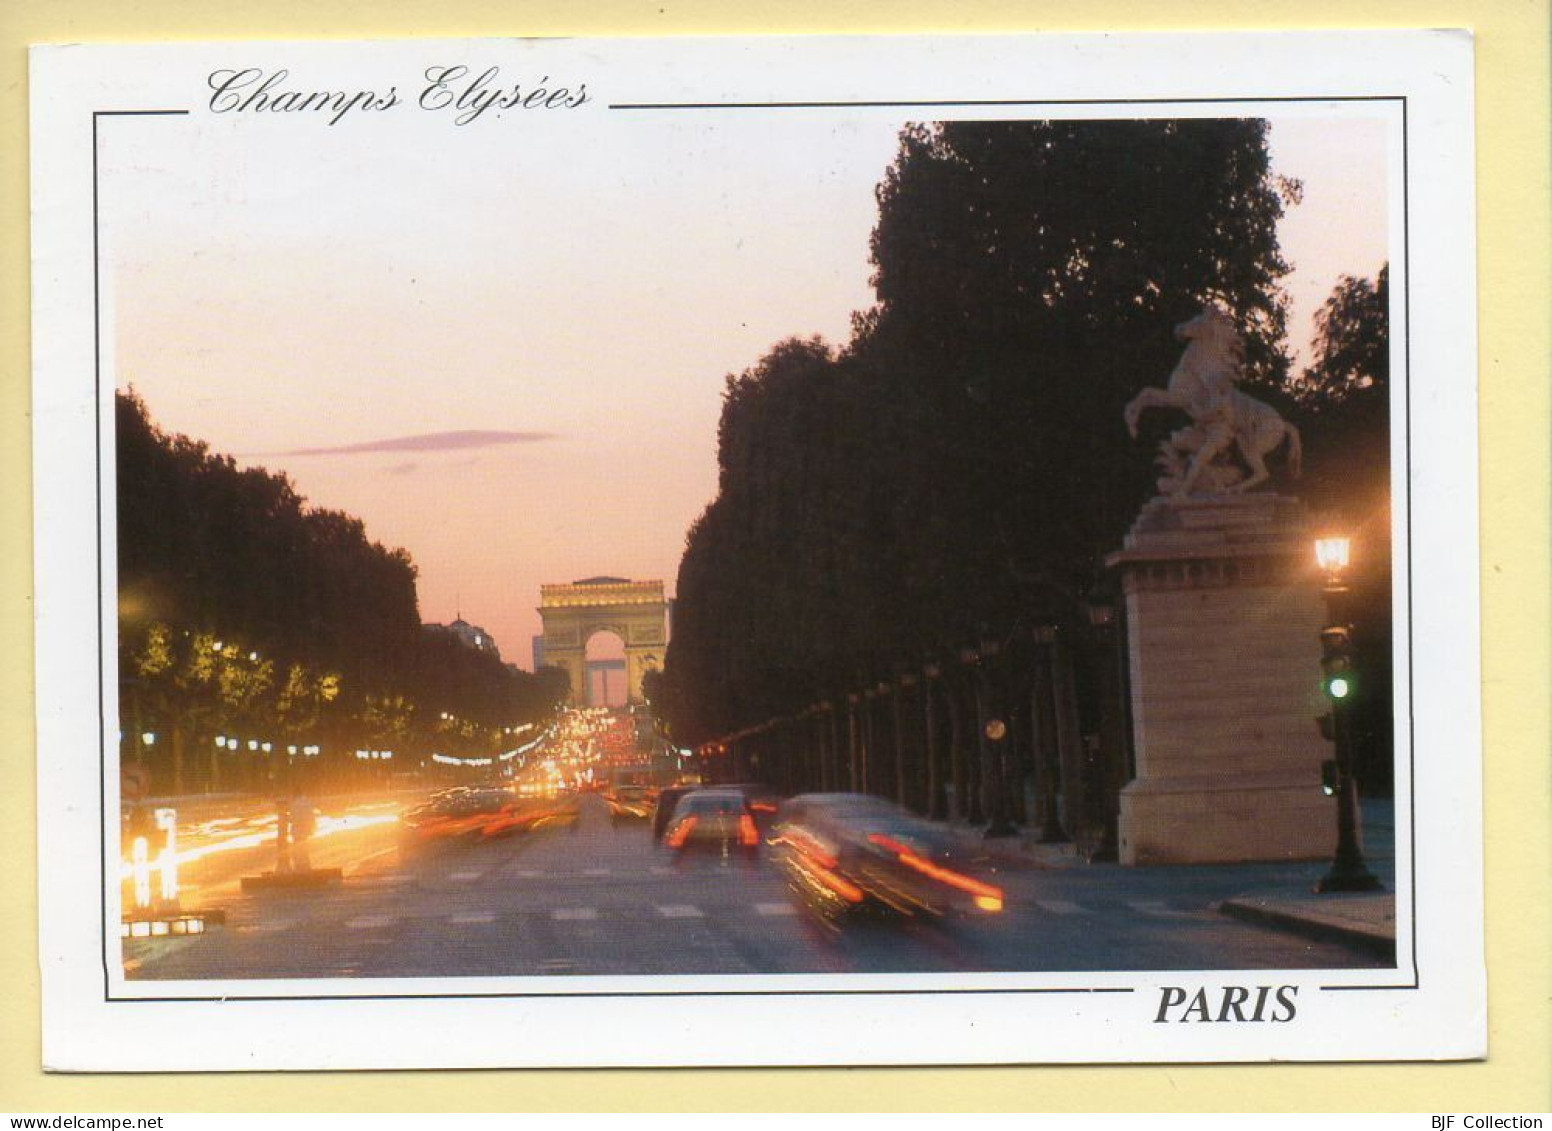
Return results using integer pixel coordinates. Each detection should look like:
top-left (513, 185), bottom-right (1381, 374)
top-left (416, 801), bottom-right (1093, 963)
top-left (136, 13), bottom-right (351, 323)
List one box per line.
top-left (1314, 535), bottom-right (1383, 894)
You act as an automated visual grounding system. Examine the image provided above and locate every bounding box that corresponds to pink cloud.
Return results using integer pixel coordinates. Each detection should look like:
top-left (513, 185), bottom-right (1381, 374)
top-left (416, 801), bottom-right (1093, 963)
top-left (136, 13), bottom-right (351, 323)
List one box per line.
top-left (263, 429), bottom-right (555, 458)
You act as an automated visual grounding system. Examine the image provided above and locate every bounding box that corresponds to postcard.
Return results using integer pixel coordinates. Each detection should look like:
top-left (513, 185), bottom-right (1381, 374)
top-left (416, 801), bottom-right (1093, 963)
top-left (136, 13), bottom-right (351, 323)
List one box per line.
top-left (30, 31), bottom-right (1482, 1069)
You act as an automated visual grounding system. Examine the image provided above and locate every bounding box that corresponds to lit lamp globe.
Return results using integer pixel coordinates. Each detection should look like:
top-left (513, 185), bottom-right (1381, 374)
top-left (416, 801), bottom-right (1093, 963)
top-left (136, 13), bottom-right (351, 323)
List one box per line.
top-left (1314, 536), bottom-right (1351, 582)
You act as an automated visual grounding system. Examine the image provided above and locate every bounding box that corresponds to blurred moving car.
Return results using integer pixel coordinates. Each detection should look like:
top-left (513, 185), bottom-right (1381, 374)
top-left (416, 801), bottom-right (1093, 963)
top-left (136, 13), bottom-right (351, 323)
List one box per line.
top-left (398, 787), bottom-right (512, 849)
top-left (650, 784), bottom-right (701, 842)
top-left (607, 784), bottom-right (655, 825)
top-left (768, 793), bottom-right (1004, 918)
top-left (656, 782), bottom-right (781, 841)
top-left (399, 787), bottom-right (575, 849)
top-left (714, 782), bottom-right (784, 832)
top-left (662, 789), bottom-right (761, 855)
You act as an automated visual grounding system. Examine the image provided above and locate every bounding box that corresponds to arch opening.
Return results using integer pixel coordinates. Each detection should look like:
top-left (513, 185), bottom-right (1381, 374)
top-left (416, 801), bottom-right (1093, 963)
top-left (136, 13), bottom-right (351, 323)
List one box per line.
top-left (584, 629), bottom-right (627, 708)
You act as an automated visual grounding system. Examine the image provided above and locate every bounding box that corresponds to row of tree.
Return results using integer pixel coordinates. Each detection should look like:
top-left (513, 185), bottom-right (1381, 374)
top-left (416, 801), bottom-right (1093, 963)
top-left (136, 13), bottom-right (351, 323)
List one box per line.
top-left (117, 390), bottom-right (564, 794)
top-left (664, 119), bottom-right (1393, 792)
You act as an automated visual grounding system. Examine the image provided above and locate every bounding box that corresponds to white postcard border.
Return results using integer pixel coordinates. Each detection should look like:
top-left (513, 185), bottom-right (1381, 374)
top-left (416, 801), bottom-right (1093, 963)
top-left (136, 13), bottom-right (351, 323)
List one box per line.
top-left (31, 31), bottom-right (1480, 1069)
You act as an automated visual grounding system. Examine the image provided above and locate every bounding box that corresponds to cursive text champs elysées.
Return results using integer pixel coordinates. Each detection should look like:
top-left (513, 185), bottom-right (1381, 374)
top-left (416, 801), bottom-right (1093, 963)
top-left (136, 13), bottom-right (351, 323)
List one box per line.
top-left (206, 66), bottom-right (591, 127)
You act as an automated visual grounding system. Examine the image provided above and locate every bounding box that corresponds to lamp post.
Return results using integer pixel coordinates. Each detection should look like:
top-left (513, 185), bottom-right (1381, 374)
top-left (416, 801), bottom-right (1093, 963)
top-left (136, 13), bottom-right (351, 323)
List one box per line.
top-left (1314, 536), bottom-right (1383, 894)
top-left (976, 636), bottom-right (1017, 838)
top-left (1085, 600), bottom-right (1127, 863)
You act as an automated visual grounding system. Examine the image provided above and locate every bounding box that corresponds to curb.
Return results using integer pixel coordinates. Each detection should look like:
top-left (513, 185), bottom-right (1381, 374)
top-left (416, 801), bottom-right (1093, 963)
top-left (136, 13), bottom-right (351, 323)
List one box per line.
top-left (953, 836), bottom-right (1072, 870)
top-left (1219, 897), bottom-right (1396, 961)
top-left (240, 868), bottom-right (344, 892)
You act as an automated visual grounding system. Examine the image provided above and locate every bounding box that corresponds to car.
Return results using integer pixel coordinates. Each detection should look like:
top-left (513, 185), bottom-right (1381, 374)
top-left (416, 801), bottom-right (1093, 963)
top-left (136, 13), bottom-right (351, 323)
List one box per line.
top-left (713, 782), bottom-right (784, 832)
top-left (397, 787), bottom-right (517, 850)
top-left (661, 789), bottom-right (761, 855)
top-left (608, 784), bottom-right (655, 825)
top-left (768, 792), bottom-right (1004, 919)
top-left (650, 784), bottom-right (702, 842)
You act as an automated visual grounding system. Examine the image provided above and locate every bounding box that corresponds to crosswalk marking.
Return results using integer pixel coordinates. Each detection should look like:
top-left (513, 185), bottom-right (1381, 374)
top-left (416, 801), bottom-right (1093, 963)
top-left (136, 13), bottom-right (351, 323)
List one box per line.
top-left (238, 920), bottom-right (296, 934)
top-left (552, 908), bottom-right (598, 921)
top-left (515, 869), bottom-right (542, 879)
top-left (345, 915), bottom-right (396, 930)
top-left (655, 904), bottom-right (704, 919)
top-left (648, 866), bottom-right (674, 876)
top-left (583, 868), bottom-right (612, 877)
top-left (448, 912), bottom-right (497, 925)
top-left (754, 903), bottom-right (798, 917)
top-left (450, 870), bottom-right (482, 882)
top-left (1127, 899), bottom-right (1196, 918)
top-left (1036, 899), bottom-right (1088, 915)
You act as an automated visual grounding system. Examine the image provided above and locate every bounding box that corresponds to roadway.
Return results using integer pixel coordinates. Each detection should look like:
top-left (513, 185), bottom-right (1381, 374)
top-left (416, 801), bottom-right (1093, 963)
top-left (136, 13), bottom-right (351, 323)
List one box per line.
top-left (123, 792), bottom-right (1386, 980)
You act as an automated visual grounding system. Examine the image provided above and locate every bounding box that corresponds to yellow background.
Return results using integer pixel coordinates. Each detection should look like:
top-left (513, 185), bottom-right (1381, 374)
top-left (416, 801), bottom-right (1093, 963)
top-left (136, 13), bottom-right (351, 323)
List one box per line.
top-left (1, 0), bottom-right (1546, 1113)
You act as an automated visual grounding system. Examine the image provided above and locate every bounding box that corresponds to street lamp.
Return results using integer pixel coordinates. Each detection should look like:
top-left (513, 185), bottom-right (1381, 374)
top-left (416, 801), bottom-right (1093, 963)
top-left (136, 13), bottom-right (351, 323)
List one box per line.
top-left (1314, 536), bottom-right (1351, 579)
top-left (1313, 535), bottom-right (1383, 894)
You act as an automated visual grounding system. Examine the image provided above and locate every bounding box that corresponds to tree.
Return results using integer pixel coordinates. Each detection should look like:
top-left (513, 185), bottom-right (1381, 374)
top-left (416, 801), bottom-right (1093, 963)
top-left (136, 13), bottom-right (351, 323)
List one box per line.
top-left (1295, 265), bottom-right (1392, 792)
top-left (859, 119), bottom-right (1296, 628)
top-left (1297, 265), bottom-right (1389, 406)
top-left (117, 390), bottom-right (561, 788)
top-left (667, 119), bottom-right (1299, 747)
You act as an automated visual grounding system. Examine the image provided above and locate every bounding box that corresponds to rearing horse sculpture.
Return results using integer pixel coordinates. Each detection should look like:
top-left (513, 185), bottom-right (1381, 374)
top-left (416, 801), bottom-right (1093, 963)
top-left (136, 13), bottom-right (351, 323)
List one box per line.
top-left (1124, 306), bottom-right (1301, 497)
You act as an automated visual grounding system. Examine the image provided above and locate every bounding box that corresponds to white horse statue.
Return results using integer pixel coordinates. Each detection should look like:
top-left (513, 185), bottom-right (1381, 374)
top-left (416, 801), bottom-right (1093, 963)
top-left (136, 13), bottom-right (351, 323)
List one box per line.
top-left (1124, 306), bottom-right (1301, 497)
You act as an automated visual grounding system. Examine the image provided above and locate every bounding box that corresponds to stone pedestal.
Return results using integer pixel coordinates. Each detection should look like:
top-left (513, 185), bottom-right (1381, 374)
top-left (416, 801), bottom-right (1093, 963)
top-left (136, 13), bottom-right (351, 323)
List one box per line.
top-left (1107, 494), bottom-right (1336, 865)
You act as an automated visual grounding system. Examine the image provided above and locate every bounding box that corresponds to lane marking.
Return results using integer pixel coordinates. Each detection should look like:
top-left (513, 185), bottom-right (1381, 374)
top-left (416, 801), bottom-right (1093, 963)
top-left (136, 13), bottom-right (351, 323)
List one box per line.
top-left (345, 915), bottom-right (396, 930)
top-left (552, 908), bottom-right (598, 921)
top-left (655, 904), bottom-right (704, 919)
top-left (754, 903), bottom-right (798, 917)
top-left (448, 912), bottom-right (497, 925)
top-left (450, 870), bottom-right (483, 882)
top-left (648, 866), bottom-right (674, 876)
top-left (583, 868), bottom-right (611, 877)
top-left (515, 869), bottom-right (542, 879)
top-left (1035, 899), bottom-right (1088, 915)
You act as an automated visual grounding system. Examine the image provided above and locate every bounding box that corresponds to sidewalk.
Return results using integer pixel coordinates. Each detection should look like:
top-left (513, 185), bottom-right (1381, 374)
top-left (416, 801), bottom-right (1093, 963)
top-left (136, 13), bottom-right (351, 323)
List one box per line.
top-left (1219, 798), bottom-right (1397, 959)
top-left (1218, 889), bottom-right (1395, 959)
top-left (936, 798), bottom-right (1398, 959)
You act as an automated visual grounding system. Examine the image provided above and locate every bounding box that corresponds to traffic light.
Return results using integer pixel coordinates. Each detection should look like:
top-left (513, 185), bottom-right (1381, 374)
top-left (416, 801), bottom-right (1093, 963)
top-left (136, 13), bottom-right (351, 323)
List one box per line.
top-left (1319, 625), bottom-right (1356, 702)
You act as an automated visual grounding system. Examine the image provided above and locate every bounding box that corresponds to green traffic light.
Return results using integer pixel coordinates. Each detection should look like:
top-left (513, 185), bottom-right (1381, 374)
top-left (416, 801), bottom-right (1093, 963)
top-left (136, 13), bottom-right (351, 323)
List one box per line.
top-left (1327, 676), bottom-right (1352, 700)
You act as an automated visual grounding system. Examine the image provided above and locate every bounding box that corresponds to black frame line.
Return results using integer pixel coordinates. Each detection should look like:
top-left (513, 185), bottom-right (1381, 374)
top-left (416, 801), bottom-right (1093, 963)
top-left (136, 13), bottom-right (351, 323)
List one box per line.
top-left (95, 108), bottom-right (195, 1003)
top-left (1324, 94), bottom-right (1418, 994)
top-left (607, 95), bottom-right (1407, 111)
top-left (113, 985), bottom-right (1138, 1003)
top-left (91, 95), bottom-right (1418, 1006)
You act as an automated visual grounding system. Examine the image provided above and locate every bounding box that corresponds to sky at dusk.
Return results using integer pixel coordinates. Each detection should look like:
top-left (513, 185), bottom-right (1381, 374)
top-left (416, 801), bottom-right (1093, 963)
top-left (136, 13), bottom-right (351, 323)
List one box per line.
top-left (104, 111), bottom-right (1390, 668)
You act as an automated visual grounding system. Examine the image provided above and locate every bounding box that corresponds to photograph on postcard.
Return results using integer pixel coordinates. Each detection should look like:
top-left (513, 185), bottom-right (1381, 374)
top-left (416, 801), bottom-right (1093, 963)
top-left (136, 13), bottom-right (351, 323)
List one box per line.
top-left (31, 34), bottom-right (1481, 1067)
top-left (105, 109), bottom-right (1398, 983)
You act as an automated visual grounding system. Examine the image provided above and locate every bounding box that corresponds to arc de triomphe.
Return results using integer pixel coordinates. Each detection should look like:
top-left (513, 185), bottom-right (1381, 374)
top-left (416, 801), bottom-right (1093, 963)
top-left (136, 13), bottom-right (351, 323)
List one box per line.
top-left (537, 577), bottom-right (667, 705)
